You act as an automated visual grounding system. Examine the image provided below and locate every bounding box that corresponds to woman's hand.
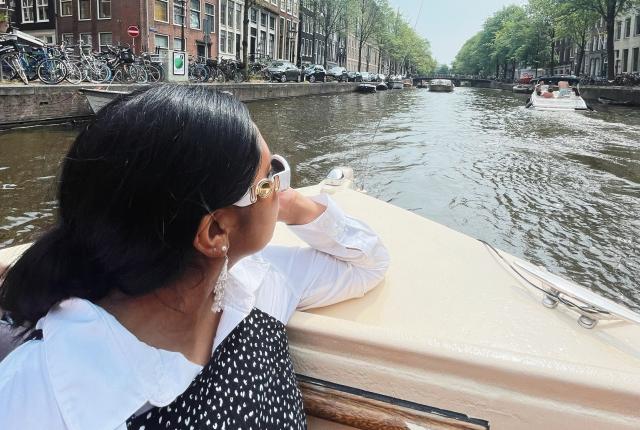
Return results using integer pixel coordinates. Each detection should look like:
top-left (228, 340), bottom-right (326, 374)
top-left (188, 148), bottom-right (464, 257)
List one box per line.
top-left (277, 188), bottom-right (326, 225)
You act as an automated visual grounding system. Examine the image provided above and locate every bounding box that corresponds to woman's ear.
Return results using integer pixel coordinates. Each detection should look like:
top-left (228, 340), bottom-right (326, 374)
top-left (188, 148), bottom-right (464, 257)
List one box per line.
top-left (193, 212), bottom-right (229, 259)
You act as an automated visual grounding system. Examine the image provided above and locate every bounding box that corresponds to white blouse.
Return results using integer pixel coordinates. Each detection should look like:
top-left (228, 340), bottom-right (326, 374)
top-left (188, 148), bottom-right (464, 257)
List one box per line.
top-left (0, 194), bottom-right (389, 430)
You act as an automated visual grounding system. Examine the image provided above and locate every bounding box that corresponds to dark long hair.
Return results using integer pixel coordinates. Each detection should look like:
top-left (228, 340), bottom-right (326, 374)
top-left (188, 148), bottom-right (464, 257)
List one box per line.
top-left (0, 85), bottom-right (261, 330)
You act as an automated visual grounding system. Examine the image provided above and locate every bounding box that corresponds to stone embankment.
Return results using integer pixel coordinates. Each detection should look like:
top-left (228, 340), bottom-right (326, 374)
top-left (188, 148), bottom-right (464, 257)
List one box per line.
top-left (0, 82), bottom-right (359, 129)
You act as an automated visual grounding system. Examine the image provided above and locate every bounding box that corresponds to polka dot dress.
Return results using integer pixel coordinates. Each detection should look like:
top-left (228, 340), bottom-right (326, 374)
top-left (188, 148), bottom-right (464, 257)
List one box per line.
top-left (126, 308), bottom-right (306, 430)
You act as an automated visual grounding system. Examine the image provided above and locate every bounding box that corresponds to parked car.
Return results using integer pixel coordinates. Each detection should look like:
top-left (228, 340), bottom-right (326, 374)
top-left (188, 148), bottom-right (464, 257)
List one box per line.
top-left (326, 66), bottom-right (348, 82)
top-left (267, 61), bottom-right (301, 82)
top-left (360, 72), bottom-right (373, 82)
top-left (303, 64), bottom-right (327, 82)
top-left (346, 71), bottom-right (362, 82)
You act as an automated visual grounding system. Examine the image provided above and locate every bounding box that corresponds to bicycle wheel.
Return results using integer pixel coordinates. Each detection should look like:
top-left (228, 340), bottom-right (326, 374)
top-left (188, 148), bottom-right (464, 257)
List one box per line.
top-left (86, 62), bottom-right (111, 83)
top-left (10, 56), bottom-right (29, 85)
top-left (64, 62), bottom-right (83, 84)
top-left (133, 64), bottom-right (148, 83)
top-left (233, 70), bottom-right (244, 83)
top-left (22, 53), bottom-right (39, 81)
top-left (145, 64), bottom-right (162, 83)
top-left (0, 56), bottom-right (17, 81)
top-left (37, 58), bottom-right (66, 84)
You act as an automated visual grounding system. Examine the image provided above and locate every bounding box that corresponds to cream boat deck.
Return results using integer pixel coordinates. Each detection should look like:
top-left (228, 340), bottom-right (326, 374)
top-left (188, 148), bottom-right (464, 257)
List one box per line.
top-left (279, 186), bottom-right (640, 429)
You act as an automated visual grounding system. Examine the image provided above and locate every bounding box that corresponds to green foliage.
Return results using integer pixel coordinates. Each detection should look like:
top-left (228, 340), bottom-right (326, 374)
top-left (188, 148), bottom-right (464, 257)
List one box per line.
top-left (452, 0), bottom-right (637, 77)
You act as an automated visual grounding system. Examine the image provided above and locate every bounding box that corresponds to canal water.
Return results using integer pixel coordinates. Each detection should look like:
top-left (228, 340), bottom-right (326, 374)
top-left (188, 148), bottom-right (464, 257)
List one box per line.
top-left (1, 88), bottom-right (639, 310)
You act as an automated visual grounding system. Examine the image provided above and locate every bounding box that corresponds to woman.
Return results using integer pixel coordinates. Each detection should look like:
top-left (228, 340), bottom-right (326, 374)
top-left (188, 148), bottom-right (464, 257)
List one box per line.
top-left (0, 85), bottom-right (388, 429)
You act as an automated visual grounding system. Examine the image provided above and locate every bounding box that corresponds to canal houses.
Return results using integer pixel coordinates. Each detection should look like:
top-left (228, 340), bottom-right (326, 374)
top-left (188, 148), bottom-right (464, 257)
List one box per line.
top-left (7, 0), bottom-right (56, 44)
top-left (246, 0), bottom-right (278, 62)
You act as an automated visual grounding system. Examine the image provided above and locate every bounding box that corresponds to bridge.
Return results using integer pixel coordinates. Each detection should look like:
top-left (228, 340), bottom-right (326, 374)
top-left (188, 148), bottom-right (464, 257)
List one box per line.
top-left (412, 74), bottom-right (494, 87)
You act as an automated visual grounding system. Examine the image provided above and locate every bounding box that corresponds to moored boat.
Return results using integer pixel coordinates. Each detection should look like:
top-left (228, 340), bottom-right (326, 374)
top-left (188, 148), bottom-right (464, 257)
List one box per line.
top-left (375, 82), bottom-right (388, 91)
top-left (402, 78), bottom-right (413, 87)
top-left (512, 83), bottom-right (533, 94)
top-left (388, 75), bottom-right (404, 89)
top-left (598, 96), bottom-right (631, 106)
top-left (357, 83), bottom-right (377, 93)
top-left (428, 79), bottom-right (454, 92)
top-left (79, 88), bottom-right (129, 114)
top-left (2, 170), bottom-right (639, 429)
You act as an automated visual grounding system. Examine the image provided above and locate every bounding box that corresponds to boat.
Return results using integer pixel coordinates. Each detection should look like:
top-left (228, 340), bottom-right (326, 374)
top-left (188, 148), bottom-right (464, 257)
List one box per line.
top-left (375, 82), bottom-right (388, 91)
top-left (428, 79), bottom-right (454, 92)
top-left (527, 81), bottom-right (589, 111)
top-left (416, 79), bottom-right (429, 88)
top-left (357, 83), bottom-right (377, 93)
top-left (598, 96), bottom-right (632, 106)
top-left (512, 83), bottom-right (533, 94)
top-left (79, 88), bottom-right (129, 114)
top-left (402, 78), bottom-right (413, 88)
top-left (2, 169), bottom-right (639, 429)
top-left (388, 75), bottom-right (404, 89)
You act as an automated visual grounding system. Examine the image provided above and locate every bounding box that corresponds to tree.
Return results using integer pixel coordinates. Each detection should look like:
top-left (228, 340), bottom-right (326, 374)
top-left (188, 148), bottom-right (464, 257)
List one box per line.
top-left (567, 0), bottom-right (638, 78)
top-left (555, 4), bottom-right (600, 75)
top-left (317, 0), bottom-right (349, 68)
top-left (353, 0), bottom-right (382, 71)
top-left (436, 64), bottom-right (450, 75)
top-left (527, 0), bottom-right (561, 73)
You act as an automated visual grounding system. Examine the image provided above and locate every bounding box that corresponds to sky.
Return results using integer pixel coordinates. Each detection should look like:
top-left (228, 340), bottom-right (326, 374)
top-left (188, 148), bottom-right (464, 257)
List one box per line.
top-left (388, 0), bottom-right (527, 66)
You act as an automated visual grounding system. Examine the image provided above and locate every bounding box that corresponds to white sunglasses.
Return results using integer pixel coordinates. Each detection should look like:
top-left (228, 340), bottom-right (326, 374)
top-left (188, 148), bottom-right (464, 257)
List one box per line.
top-left (233, 154), bottom-right (291, 207)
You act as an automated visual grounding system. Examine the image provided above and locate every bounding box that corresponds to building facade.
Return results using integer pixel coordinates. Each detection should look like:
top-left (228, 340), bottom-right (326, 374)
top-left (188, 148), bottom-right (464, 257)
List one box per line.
top-left (345, 33), bottom-right (379, 72)
top-left (247, 0), bottom-right (278, 62)
top-left (583, 18), bottom-right (607, 77)
top-left (613, 8), bottom-right (640, 74)
top-left (9, 0), bottom-right (56, 44)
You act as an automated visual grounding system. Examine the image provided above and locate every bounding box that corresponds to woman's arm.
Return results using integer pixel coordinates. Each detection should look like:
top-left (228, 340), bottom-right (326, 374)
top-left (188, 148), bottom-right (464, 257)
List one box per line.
top-left (261, 190), bottom-right (390, 321)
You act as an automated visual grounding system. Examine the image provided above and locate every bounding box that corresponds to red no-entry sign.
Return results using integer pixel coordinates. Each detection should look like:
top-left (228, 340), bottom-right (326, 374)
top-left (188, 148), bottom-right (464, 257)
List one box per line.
top-left (127, 25), bottom-right (140, 38)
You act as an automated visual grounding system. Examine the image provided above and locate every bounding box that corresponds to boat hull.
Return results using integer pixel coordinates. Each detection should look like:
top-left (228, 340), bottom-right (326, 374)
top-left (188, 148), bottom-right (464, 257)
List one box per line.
top-left (529, 91), bottom-right (589, 110)
top-left (428, 85), bottom-right (454, 92)
top-left (79, 88), bottom-right (129, 114)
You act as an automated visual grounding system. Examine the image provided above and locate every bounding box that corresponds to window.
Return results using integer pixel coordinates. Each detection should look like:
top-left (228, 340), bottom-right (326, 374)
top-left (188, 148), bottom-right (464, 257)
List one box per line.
top-left (220, 0), bottom-right (226, 26)
top-left (174, 37), bottom-right (184, 50)
top-left (634, 47), bottom-right (639, 72)
top-left (22, 0), bottom-right (34, 23)
top-left (286, 0), bottom-right (292, 14)
top-left (155, 34), bottom-right (169, 49)
top-left (623, 48), bottom-right (629, 72)
top-left (236, 6), bottom-right (241, 31)
top-left (616, 20), bottom-right (622, 39)
top-left (204, 3), bottom-right (215, 33)
top-left (269, 16), bottom-right (275, 30)
top-left (220, 30), bottom-right (227, 52)
top-left (269, 33), bottom-right (274, 57)
top-left (250, 8), bottom-right (257, 23)
top-left (636, 15), bottom-right (640, 35)
top-left (60, 0), bottom-right (72, 16)
top-left (80, 33), bottom-right (93, 47)
top-left (190, 0), bottom-right (200, 29)
top-left (625, 17), bottom-right (631, 37)
top-left (228, 2), bottom-right (235, 28)
top-left (155, 0), bottom-right (168, 21)
top-left (98, 32), bottom-right (112, 51)
top-left (79, 0), bottom-right (91, 20)
top-left (174, 1), bottom-right (185, 26)
top-left (261, 12), bottom-right (266, 27)
top-left (98, 0), bottom-right (111, 19)
top-left (36, 0), bottom-right (48, 22)
top-left (62, 33), bottom-right (74, 43)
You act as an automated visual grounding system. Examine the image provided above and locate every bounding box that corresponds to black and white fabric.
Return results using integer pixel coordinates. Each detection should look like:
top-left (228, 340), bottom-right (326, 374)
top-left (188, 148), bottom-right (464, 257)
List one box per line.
top-left (126, 308), bottom-right (306, 430)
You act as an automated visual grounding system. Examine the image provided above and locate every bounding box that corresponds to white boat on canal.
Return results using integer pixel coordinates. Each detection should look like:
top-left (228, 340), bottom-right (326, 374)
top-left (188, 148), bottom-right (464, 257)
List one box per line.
top-left (526, 76), bottom-right (589, 111)
top-left (1, 169), bottom-right (638, 430)
top-left (429, 78), bottom-right (455, 92)
top-left (79, 88), bottom-right (129, 114)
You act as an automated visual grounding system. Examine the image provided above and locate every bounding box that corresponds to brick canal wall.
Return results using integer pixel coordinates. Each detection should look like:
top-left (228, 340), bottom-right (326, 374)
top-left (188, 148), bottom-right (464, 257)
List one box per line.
top-left (0, 82), bottom-right (360, 129)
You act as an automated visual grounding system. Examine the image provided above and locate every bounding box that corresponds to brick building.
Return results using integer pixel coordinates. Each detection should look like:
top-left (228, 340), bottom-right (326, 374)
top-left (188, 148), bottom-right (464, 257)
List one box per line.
top-left (56, 0), bottom-right (217, 58)
top-left (9, 0), bottom-right (57, 44)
